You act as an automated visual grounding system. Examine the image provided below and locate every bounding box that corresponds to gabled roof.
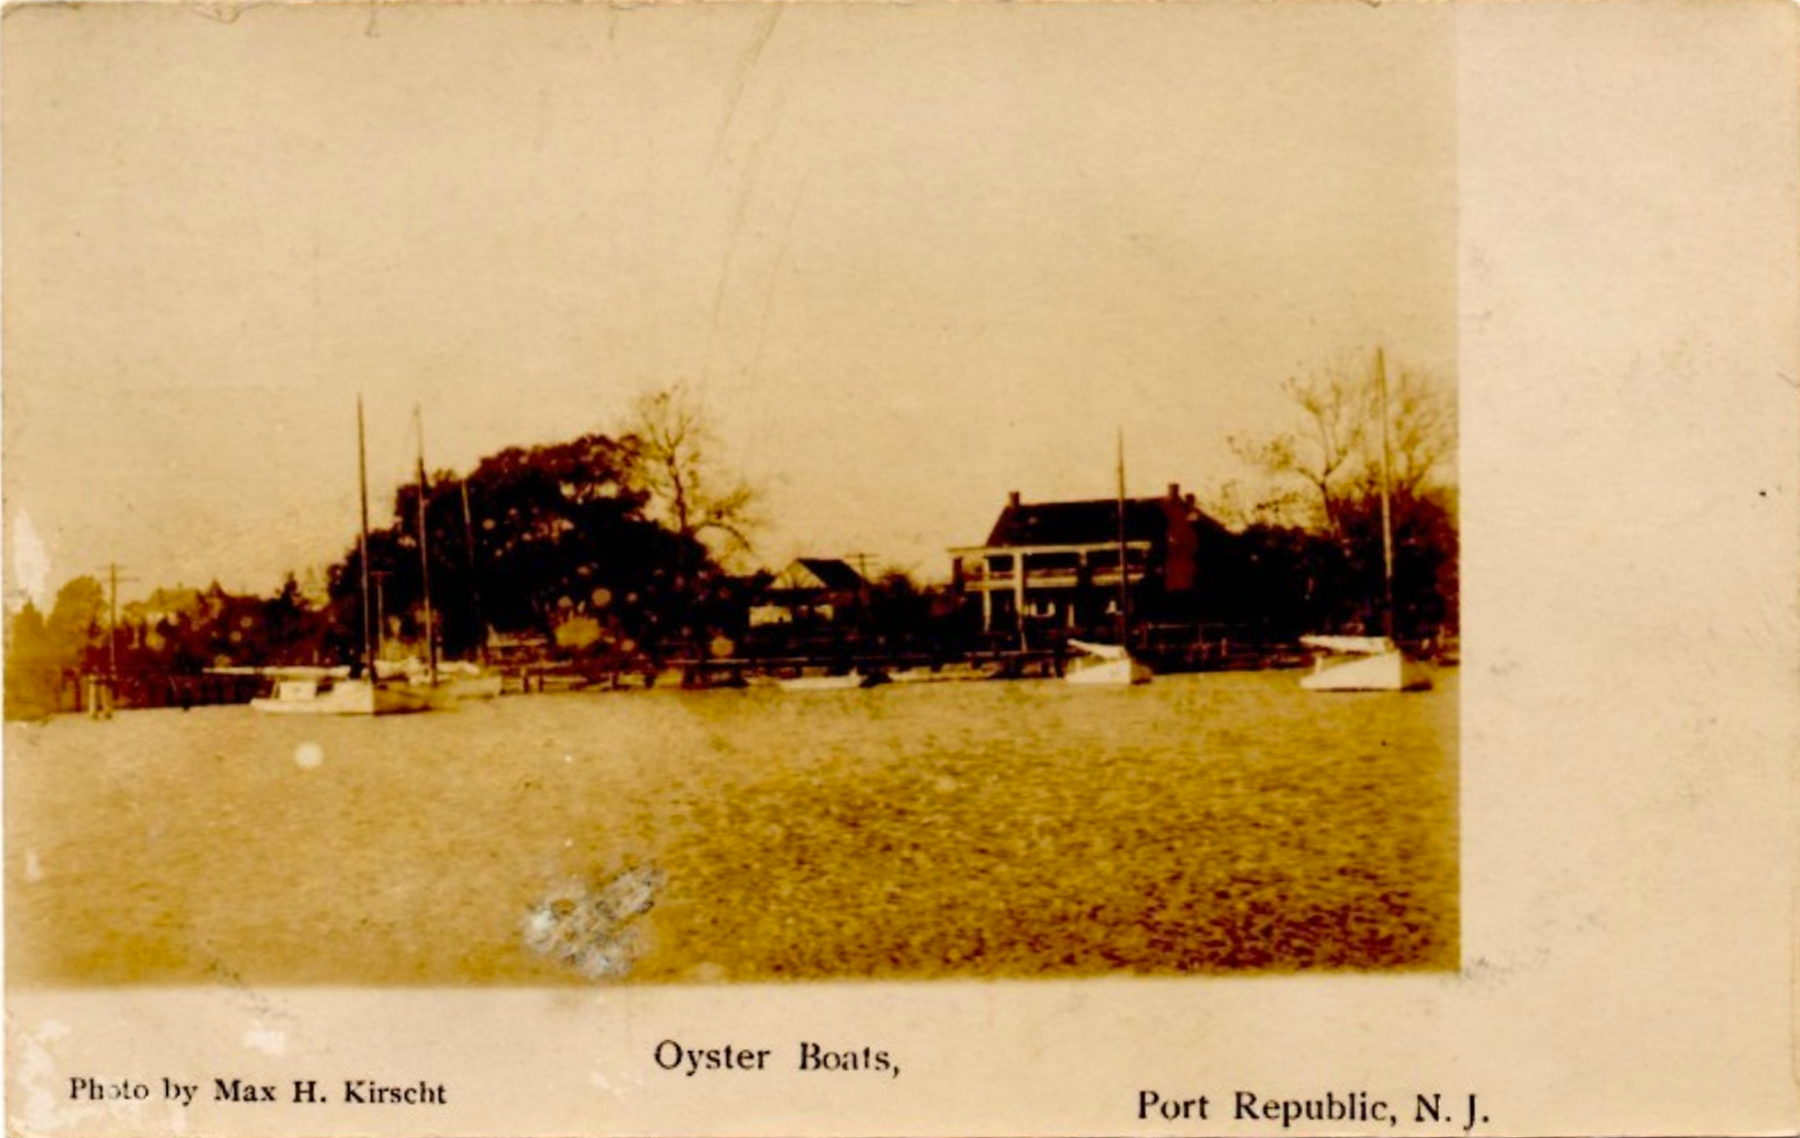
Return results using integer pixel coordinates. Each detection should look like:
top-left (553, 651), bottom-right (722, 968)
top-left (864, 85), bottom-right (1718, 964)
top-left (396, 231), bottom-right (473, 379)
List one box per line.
top-left (779, 558), bottom-right (867, 592)
top-left (984, 498), bottom-right (1173, 549)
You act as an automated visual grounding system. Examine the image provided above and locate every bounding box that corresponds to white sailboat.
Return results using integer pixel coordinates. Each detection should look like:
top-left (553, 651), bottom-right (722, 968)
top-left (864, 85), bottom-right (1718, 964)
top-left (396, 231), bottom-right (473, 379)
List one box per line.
top-left (1300, 348), bottom-right (1433, 693)
top-left (1064, 431), bottom-right (1152, 686)
top-left (252, 671), bottom-right (431, 715)
top-left (408, 664), bottom-right (504, 704)
top-left (1298, 634), bottom-right (1431, 692)
top-left (1064, 638), bottom-right (1153, 686)
top-left (252, 398), bottom-right (431, 715)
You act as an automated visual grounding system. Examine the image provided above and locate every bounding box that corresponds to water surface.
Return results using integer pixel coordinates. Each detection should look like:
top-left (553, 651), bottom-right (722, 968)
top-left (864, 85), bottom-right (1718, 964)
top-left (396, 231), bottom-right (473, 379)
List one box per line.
top-left (6, 670), bottom-right (1457, 985)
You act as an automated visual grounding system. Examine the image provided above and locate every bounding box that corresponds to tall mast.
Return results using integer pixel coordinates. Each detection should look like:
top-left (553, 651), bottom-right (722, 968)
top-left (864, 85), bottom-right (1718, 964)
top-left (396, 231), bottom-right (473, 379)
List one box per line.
top-left (1115, 429), bottom-right (1130, 646)
top-left (1376, 347), bottom-right (1396, 642)
top-left (357, 396), bottom-right (376, 676)
top-left (414, 406), bottom-right (439, 686)
top-left (459, 479), bottom-right (489, 666)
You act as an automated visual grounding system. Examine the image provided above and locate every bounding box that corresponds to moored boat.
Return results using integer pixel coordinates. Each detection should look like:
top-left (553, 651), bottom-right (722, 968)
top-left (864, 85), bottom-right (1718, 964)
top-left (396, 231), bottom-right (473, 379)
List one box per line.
top-left (1064, 639), bottom-right (1152, 686)
top-left (1062, 432), bottom-right (1153, 687)
top-left (776, 670), bottom-right (888, 692)
top-left (888, 661), bottom-right (1003, 684)
top-left (253, 397), bottom-right (436, 716)
top-left (381, 658), bottom-right (505, 706)
top-left (1297, 635), bottom-right (1431, 692)
top-left (391, 410), bottom-right (506, 707)
top-left (251, 673), bottom-right (431, 715)
top-left (1298, 349), bottom-right (1432, 695)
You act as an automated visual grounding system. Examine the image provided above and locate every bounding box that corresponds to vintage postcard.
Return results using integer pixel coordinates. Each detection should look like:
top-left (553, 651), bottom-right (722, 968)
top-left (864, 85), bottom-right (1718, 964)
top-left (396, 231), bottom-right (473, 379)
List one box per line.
top-left (2, 1), bottom-right (1793, 1135)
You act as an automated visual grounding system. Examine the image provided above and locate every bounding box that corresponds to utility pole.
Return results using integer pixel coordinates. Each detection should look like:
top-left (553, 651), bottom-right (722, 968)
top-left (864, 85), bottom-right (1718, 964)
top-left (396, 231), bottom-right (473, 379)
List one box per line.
top-left (844, 551), bottom-right (877, 635)
top-left (107, 562), bottom-right (120, 680)
top-left (845, 552), bottom-right (877, 594)
top-left (97, 562), bottom-right (134, 718)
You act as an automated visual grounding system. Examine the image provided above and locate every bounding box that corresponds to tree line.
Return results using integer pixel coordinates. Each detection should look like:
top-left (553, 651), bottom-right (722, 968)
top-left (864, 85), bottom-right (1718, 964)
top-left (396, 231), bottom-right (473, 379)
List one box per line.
top-left (1204, 349), bottom-right (1458, 642)
top-left (3, 354), bottom-right (1458, 717)
top-left (3, 385), bottom-right (758, 716)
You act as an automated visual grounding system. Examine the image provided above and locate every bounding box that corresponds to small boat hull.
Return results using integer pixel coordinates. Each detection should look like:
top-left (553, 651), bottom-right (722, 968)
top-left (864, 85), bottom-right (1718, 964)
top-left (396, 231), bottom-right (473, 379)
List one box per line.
top-left (1064, 648), bottom-right (1152, 686)
top-left (251, 678), bottom-right (432, 715)
top-left (1300, 648), bottom-right (1432, 692)
top-left (776, 671), bottom-right (886, 692)
top-left (889, 663), bottom-right (1002, 684)
top-left (399, 672), bottom-right (506, 707)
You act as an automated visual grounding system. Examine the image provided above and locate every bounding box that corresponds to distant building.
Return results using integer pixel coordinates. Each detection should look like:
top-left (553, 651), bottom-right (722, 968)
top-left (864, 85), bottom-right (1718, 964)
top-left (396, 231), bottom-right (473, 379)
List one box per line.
top-left (748, 558), bottom-right (870, 627)
top-left (950, 483), bottom-right (1228, 639)
top-left (125, 585), bottom-right (205, 623)
top-left (486, 629), bottom-right (553, 664)
top-left (121, 586), bottom-right (211, 652)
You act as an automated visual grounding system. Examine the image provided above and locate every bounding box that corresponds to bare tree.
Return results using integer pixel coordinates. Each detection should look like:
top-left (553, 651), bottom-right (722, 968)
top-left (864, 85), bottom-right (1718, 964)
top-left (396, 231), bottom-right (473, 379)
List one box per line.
top-left (1230, 349), bottom-right (1454, 533)
top-left (1229, 353), bottom-right (1375, 533)
top-left (1366, 362), bottom-right (1456, 499)
top-left (622, 382), bottom-right (759, 559)
top-left (1198, 475), bottom-right (1310, 532)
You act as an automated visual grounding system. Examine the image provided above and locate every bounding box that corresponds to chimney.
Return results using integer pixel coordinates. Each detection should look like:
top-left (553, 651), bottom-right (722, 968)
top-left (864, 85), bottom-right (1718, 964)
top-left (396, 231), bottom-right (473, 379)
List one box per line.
top-left (1007, 490), bottom-right (1021, 509)
top-left (1167, 482), bottom-right (1181, 501)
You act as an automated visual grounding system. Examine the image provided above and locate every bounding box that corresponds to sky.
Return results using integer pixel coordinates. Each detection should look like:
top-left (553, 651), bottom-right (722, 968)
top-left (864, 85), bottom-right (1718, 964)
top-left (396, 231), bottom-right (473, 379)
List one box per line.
top-left (2, 1), bottom-right (1456, 606)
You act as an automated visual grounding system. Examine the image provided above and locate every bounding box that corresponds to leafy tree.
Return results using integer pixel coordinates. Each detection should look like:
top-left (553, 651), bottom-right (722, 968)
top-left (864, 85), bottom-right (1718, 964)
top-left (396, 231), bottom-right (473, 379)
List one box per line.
top-left (45, 576), bottom-right (106, 669)
top-left (160, 610), bottom-right (210, 673)
top-left (4, 601), bottom-right (61, 717)
top-left (1335, 486), bottom-right (1459, 639)
top-left (259, 573), bottom-right (321, 665)
top-left (329, 431), bottom-right (716, 663)
top-left (852, 570), bottom-right (919, 645)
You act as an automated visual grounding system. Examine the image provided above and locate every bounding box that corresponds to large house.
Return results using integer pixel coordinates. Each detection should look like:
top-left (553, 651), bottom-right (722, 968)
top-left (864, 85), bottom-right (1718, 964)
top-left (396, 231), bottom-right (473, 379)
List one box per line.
top-left (950, 483), bottom-right (1228, 640)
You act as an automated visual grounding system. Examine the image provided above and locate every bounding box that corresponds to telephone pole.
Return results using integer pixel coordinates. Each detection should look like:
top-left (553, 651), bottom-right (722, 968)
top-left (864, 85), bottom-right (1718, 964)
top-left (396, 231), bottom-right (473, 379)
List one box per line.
top-left (844, 552), bottom-right (877, 621)
top-left (102, 562), bottom-right (138, 673)
top-left (108, 562), bottom-right (120, 680)
top-left (845, 552), bottom-right (877, 587)
top-left (96, 562), bottom-right (135, 718)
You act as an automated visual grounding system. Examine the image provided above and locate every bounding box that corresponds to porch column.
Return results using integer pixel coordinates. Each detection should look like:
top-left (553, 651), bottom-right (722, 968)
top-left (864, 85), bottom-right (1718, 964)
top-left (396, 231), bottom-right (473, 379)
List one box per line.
top-left (1013, 553), bottom-right (1026, 650)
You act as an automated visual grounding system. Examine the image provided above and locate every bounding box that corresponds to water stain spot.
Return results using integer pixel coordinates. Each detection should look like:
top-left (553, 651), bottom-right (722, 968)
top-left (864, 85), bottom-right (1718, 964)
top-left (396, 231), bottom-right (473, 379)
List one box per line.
top-left (684, 961), bottom-right (729, 984)
top-left (293, 742), bottom-right (324, 770)
top-left (524, 864), bottom-right (664, 980)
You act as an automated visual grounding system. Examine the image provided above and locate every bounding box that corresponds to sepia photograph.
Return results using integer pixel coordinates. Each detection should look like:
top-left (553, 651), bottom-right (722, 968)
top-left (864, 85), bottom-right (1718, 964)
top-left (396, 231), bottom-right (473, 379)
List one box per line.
top-left (4, 0), bottom-right (1457, 989)
top-left (1, 1), bottom-right (1792, 1135)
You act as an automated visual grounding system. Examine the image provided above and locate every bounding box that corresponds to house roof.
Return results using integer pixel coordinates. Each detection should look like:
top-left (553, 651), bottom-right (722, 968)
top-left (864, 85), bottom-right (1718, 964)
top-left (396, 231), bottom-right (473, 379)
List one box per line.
top-left (983, 498), bottom-right (1174, 549)
top-left (782, 558), bottom-right (867, 592)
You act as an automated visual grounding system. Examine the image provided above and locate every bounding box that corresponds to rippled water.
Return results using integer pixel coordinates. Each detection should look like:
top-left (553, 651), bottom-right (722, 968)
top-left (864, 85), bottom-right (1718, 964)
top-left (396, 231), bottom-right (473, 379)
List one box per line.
top-left (6, 670), bottom-right (1457, 985)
